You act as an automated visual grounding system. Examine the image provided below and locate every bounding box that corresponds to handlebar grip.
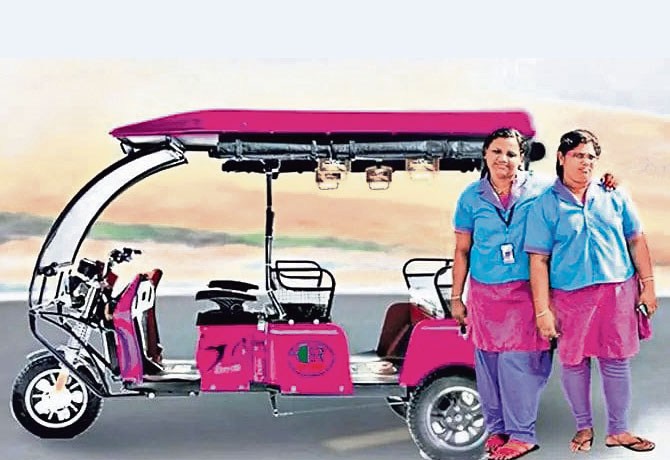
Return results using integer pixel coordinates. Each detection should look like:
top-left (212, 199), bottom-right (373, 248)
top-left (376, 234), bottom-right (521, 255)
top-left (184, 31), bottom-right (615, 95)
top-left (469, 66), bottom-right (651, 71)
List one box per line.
top-left (41, 264), bottom-right (57, 277)
top-left (38, 261), bottom-right (71, 276)
top-left (110, 247), bottom-right (142, 264)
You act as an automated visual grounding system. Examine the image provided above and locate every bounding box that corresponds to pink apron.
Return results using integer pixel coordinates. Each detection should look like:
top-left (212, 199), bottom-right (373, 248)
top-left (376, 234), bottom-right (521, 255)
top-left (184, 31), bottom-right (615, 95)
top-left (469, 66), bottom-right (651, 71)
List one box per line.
top-left (551, 276), bottom-right (650, 365)
top-left (467, 278), bottom-right (550, 352)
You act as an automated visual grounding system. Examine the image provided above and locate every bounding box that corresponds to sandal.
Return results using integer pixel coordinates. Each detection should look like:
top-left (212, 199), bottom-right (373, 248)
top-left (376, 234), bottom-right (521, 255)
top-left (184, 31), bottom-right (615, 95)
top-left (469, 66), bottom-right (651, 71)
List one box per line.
top-left (485, 433), bottom-right (509, 453)
top-left (490, 439), bottom-right (539, 460)
top-left (605, 435), bottom-right (655, 452)
top-left (570, 428), bottom-right (594, 452)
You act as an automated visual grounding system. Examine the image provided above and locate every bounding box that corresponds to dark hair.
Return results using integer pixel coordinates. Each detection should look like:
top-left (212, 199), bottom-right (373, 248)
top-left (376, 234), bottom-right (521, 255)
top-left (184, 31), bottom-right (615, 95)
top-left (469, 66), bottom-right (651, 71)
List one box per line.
top-left (555, 129), bottom-right (601, 181)
top-left (480, 128), bottom-right (527, 178)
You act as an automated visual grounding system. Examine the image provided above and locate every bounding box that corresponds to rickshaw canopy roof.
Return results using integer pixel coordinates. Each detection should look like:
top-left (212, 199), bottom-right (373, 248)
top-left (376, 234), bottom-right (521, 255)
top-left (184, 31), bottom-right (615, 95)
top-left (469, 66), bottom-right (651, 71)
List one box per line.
top-left (32, 108), bottom-right (544, 306)
top-left (110, 109), bottom-right (536, 138)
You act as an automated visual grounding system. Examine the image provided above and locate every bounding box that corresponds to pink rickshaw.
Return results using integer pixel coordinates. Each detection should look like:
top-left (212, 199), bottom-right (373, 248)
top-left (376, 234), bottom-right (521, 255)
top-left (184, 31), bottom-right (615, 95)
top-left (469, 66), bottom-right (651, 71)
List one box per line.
top-left (10, 110), bottom-right (544, 459)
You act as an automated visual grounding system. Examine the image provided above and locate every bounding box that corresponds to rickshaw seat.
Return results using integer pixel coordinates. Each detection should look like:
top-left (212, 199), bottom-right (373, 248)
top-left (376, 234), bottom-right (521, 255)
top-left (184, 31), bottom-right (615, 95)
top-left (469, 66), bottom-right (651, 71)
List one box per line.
top-left (195, 287), bottom-right (260, 325)
top-left (376, 302), bottom-right (432, 358)
top-left (196, 309), bottom-right (259, 326)
top-left (207, 280), bottom-right (259, 292)
top-left (195, 289), bottom-right (257, 303)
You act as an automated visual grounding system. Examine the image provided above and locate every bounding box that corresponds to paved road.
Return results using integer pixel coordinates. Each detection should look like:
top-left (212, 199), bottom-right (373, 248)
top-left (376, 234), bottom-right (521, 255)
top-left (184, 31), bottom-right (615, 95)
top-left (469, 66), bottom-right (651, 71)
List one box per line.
top-left (2, 295), bottom-right (669, 460)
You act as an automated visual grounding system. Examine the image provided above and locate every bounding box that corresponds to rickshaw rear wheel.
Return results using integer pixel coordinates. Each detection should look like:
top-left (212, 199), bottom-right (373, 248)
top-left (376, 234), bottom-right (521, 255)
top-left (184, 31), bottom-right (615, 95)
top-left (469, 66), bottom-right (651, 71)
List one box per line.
top-left (407, 375), bottom-right (486, 460)
top-left (11, 355), bottom-right (103, 438)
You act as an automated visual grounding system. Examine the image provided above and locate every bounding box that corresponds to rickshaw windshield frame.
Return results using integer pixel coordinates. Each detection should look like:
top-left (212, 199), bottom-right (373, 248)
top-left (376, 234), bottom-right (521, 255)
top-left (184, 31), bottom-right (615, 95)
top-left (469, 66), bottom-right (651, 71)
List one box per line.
top-left (29, 148), bottom-right (186, 307)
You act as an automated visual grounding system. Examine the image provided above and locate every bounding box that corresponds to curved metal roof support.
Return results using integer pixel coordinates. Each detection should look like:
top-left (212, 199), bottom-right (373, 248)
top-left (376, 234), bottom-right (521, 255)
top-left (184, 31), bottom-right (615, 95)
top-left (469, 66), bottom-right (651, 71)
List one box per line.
top-left (30, 148), bottom-right (187, 308)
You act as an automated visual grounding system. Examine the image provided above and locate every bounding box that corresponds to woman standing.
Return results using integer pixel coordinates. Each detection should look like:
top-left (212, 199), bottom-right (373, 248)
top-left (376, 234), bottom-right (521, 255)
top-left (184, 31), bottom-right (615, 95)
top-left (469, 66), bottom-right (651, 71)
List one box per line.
top-left (525, 129), bottom-right (656, 453)
top-left (452, 128), bottom-right (554, 460)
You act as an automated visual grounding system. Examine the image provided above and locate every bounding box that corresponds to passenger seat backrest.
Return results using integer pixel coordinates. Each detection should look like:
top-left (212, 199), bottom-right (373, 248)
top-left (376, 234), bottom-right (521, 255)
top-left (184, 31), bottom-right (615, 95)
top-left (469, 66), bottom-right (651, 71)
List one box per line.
top-left (131, 269), bottom-right (163, 371)
top-left (376, 302), bottom-right (433, 358)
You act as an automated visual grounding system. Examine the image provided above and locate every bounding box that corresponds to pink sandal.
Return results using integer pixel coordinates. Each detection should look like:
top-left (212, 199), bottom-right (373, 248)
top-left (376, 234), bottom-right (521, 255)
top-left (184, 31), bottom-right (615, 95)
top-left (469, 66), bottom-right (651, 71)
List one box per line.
top-left (485, 433), bottom-right (509, 454)
top-left (491, 439), bottom-right (539, 460)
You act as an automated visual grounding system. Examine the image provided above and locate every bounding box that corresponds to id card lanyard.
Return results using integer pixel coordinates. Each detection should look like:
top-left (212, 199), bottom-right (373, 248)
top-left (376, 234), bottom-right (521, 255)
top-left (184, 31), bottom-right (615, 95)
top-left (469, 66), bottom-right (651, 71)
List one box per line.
top-left (496, 205), bottom-right (516, 264)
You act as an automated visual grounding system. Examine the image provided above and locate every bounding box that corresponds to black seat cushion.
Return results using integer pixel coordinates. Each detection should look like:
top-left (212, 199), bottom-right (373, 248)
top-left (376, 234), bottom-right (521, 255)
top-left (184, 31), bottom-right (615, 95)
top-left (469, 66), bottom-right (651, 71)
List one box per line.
top-left (195, 289), bottom-right (257, 302)
top-left (207, 280), bottom-right (259, 292)
top-left (196, 309), bottom-right (259, 326)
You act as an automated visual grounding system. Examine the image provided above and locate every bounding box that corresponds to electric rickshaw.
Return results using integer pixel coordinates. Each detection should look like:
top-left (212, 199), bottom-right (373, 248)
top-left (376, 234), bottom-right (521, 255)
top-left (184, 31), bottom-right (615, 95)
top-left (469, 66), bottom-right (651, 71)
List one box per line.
top-left (10, 109), bottom-right (545, 459)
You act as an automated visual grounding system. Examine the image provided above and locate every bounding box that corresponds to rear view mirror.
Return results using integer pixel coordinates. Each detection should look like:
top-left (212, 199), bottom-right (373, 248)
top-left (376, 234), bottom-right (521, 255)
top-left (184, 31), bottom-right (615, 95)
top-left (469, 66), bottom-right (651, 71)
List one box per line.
top-left (365, 165), bottom-right (393, 190)
top-left (406, 158), bottom-right (439, 181)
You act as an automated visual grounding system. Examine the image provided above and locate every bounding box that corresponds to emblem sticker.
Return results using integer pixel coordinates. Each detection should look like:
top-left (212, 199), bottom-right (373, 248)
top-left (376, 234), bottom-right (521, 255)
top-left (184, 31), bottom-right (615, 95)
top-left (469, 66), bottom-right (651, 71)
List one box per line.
top-left (288, 341), bottom-right (335, 376)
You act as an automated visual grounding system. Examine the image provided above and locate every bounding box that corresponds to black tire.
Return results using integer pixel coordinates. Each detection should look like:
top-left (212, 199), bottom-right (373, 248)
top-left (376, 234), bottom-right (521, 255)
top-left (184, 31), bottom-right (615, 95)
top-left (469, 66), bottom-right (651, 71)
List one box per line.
top-left (11, 356), bottom-right (103, 438)
top-left (407, 375), bottom-right (486, 460)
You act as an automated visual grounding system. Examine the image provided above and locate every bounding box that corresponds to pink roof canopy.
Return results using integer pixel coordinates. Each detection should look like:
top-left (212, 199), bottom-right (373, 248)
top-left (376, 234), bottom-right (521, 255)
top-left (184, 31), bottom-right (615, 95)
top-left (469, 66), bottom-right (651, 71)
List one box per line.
top-left (110, 109), bottom-right (536, 138)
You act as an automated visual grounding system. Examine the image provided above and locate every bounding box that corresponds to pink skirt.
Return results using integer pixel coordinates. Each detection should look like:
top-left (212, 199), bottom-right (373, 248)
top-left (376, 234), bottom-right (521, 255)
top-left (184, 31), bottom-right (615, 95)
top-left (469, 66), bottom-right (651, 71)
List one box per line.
top-left (467, 279), bottom-right (551, 352)
top-left (551, 276), bottom-right (648, 365)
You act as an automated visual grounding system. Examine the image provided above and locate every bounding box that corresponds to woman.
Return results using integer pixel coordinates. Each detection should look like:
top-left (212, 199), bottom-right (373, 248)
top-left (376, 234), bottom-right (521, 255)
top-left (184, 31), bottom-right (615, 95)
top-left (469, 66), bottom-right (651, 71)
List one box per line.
top-left (452, 128), bottom-right (555, 460)
top-left (525, 129), bottom-right (657, 453)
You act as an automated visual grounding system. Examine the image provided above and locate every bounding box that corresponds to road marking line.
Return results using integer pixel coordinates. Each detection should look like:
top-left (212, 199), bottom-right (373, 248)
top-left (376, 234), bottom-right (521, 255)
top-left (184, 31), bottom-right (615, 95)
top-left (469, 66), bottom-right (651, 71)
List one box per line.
top-left (323, 428), bottom-right (411, 451)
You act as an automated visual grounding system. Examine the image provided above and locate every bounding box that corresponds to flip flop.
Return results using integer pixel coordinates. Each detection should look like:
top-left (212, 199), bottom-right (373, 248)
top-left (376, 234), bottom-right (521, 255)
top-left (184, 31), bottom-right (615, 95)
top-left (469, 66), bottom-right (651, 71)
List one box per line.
top-left (605, 436), bottom-right (655, 452)
top-left (491, 439), bottom-right (539, 460)
top-left (485, 433), bottom-right (509, 453)
top-left (570, 428), bottom-right (594, 452)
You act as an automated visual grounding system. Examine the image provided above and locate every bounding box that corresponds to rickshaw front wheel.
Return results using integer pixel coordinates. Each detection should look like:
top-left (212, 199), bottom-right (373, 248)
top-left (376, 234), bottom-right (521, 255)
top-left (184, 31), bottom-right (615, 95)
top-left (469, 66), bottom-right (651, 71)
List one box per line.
top-left (407, 375), bottom-right (486, 460)
top-left (11, 355), bottom-right (103, 438)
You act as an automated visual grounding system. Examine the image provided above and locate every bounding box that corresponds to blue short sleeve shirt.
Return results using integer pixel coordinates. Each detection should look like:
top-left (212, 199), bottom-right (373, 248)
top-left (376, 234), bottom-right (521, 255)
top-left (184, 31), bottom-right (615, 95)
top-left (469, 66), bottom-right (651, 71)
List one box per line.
top-left (523, 178), bottom-right (642, 291)
top-left (453, 171), bottom-right (553, 284)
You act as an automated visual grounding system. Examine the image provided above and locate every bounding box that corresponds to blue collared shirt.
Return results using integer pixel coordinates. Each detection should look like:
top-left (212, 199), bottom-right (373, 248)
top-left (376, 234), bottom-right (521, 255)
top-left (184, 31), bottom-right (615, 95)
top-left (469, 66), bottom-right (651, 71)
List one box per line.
top-left (523, 178), bottom-right (642, 291)
top-left (453, 171), bottom-right (553, 284)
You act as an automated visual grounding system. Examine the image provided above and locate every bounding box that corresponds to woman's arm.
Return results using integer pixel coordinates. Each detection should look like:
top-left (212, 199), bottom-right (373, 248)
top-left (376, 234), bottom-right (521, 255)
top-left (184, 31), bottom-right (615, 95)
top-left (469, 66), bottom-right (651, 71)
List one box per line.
top-left (529, 253), bottom-right (559, 339)
top-left (627, 234), bottom-right (658, 316)
top-left (451, 231), bottom-right (472, 325)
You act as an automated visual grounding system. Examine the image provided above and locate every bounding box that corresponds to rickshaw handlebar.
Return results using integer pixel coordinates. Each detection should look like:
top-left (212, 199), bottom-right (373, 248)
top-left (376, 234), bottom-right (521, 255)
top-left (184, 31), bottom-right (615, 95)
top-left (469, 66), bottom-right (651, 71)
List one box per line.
top-left (109, 247), bottom-right (142, 264)
top-left (37, 261), bottom-right (72, 277)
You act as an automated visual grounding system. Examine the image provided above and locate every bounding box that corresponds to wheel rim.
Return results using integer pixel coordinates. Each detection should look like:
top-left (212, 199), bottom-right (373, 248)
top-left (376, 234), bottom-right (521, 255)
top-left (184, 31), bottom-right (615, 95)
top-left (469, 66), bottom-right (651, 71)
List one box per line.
top-left (424, 385), bottom-right (486, 451)
top-left (24, 369), bottom-right (89, 429)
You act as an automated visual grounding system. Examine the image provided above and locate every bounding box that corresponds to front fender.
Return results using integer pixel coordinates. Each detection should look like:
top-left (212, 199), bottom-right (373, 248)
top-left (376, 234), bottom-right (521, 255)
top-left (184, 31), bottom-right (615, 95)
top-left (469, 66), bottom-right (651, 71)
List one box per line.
top-left (26, 348), bottom-right (53, 363)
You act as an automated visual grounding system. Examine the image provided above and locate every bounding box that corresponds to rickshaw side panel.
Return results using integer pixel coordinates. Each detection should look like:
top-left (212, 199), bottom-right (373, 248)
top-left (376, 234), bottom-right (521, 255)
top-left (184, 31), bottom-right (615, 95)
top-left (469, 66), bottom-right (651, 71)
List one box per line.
top-left (112, 275), bottom-right (144, 384)
top-left (196, 325), bottom-right (256, 392)
top-left (267, 323), bottom-right (353, 395)
top-left (399, 319), bottom-right (475, 387)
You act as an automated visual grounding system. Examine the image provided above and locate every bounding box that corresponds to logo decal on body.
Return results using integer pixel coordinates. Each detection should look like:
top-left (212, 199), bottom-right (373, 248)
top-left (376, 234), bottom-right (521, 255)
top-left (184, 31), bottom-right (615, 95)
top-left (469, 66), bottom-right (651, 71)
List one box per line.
top-left (288, 341), bottom-right (335, 376)
top-left (206, 338), bottom-right (247, 373)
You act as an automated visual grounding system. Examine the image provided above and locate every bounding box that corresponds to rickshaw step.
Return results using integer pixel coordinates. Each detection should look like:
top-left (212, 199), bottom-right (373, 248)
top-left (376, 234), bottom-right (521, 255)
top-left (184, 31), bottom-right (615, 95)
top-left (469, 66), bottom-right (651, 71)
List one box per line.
top-left (141, 359), bottom-right (201, 385)
top-left (350, 359), bottom-right (400, 385)
top-left (125, 379), bottom-right (201, 396)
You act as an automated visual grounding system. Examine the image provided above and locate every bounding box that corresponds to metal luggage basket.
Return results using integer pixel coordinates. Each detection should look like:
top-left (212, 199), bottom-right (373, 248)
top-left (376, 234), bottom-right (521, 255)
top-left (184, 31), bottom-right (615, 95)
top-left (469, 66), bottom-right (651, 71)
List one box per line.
top-left (402, 258), bottom-right (454, 318)
top-left (268, 260), bottom-right (336, 322)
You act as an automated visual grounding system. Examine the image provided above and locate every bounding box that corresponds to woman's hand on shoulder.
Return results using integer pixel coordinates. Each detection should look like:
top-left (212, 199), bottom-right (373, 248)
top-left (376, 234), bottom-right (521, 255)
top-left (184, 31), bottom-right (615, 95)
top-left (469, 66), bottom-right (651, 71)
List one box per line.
top-left (600, 171), bottom-right (619, 191)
